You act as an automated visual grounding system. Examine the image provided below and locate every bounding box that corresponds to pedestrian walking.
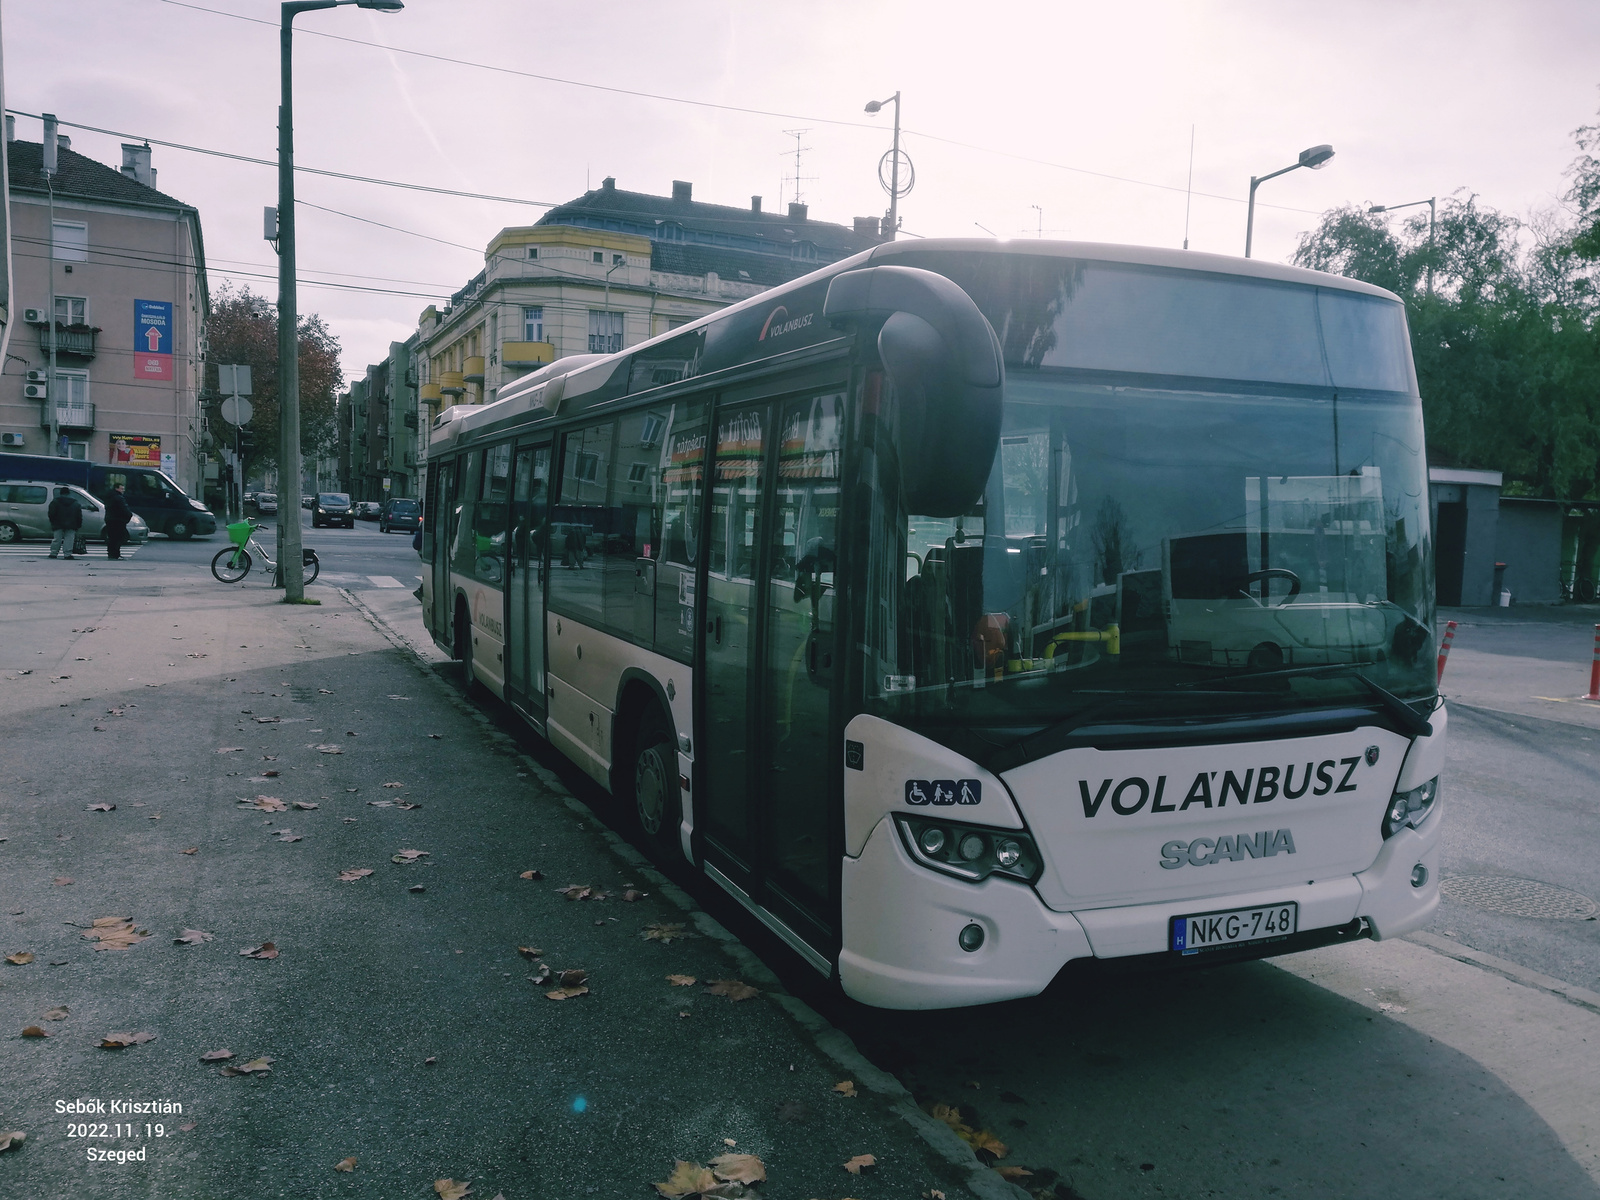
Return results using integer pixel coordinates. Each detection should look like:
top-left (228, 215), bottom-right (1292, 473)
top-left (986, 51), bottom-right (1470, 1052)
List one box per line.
top-left (47, 487), bottom-right (84, 560)
top-left (104, 482), bottom-right (133, 560)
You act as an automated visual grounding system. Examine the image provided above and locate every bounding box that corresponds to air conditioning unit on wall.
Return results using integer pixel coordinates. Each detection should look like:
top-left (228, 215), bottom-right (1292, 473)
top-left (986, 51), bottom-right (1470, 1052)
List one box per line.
top-left (23, 307), bottom-right (45, 324)
top-left (24, 383), bottom-right (48, 400)
top-left (26, 369), bottom-right (48, 383)
top-left (1, 433), bottom-right (24, 447)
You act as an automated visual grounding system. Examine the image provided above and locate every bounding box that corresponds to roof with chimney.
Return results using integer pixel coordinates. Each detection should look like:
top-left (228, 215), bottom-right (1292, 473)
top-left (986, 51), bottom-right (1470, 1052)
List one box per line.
top-left (7, 139), bottom-right (194, 210)
top-left (537, 178), bottom-right (883, 283)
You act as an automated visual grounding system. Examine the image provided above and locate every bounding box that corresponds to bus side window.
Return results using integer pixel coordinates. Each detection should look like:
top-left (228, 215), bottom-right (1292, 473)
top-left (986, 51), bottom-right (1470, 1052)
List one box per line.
top-left (471, 443), bottom-right (512, 588)
top-left (653, 399), bottom-right (709, 663)
top-left (449, 449), bottom-right (482, 578)
top-left (551, 421), bottom-right (615, 628)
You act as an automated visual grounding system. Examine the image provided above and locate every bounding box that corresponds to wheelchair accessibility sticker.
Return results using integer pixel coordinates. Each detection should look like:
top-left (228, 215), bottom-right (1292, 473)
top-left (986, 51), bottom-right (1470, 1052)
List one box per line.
top-left (905, 779), bottom-right (982, 807)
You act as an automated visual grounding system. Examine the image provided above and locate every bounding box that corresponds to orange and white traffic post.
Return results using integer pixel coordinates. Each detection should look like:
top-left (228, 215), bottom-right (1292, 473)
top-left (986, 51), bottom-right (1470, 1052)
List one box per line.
top-left (1436, 620), bottom-right (1459, 684)
top-left (1585, 624), bottom-right (1600, 702)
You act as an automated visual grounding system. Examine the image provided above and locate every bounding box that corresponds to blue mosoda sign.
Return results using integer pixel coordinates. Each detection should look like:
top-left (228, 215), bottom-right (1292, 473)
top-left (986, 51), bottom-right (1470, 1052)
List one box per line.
top-left (134, 300), bottom-right (173, 381)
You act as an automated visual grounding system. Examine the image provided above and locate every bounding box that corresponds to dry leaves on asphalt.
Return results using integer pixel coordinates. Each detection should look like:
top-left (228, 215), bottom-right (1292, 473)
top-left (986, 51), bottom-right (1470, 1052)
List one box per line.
top-left (240, 795), bottom-right (288, 812)
top-left (994, 1166), bottom-right (1034, 1182)
top-left (334, 1156), bottom-right (357, 1172)
top-left (5, 952), bottom-right (34, 965)
top-left (621, 889), bottom-right (644, 901)
top-left (291, 801), bottom-right (318, 810)
top-left (0, 1132), bottom-right (25, 1153)
top-left (707, 1154), bottom-right (766, 1185)
top-left (199, 1049), bottom-right (234, 1062)
top-left (260, 770), bottom-right (281, 778)
top-left (642, 923), bottom-right (692, 943)
top-left (182, 847), bottom-right (198, 855)
top-left (843, 1153), bottom-right (877, 1174)
top-left (391, 850), bottom-right (429, 864)
top-left (653, 1161), bottom-right (717, 1198)
top-left (833, 1080), bottom-right (857, 1097)
top-left (516, 946), bottom-right (543, 960)
top-left (518, 869), bottom-right (543, 880)
top-left (434, 1180), bottom-right (472, 1199)
top-left (929, 1103), bottom-right (1008, 1160)
top-left (217, 747), bottom-right (245, 754)
top-left (396, 802), bottom-right (422, 810)
top-left (220, 1056), bottom-right (274, 1076)
top-left (667, 974), bottom-right (696, 987)
top-left (367, 801), bottom-right (393, 808)
top-left (99, 1032), bottom-right (157, 1049)
top-left (240, 942), bottom-right (279, 960)
top-left (382, 782), bottom-right (404, 789)
top-left (273, 830), bottom-right (303, 843)
top-left (43, 1007), bottom-right (68, 1021)
top-left (312, 745), bottom-right (343, 754)
top-left (84, 918), bottom-right (150, 951)
top-left (546, 968), bottom-right (589, 1000)
top-left (703, 979), bottom-right (759, 1002)
top-left (338, 869), bottom-right (374, 882)
top-left (53, 877), bottom-right (73, 886)
top-left (174, 929), bottom-right (214, 946)
top-left (557, 883), bottom-right (596, 900)
top-left (21, 1025), bottom-right (50, 1038)
top-left (86, 803), bottom-right (115, 812)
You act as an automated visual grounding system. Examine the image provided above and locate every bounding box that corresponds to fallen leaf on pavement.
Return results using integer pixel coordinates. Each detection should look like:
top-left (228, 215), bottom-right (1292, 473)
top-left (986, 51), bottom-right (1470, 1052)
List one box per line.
top-left (241, 796), bottom-right (288, 812)
top-left (53, 877), bottom-right (73, 886)
top-left (834, 1080), bottom-right (858, 1097)
top-left (273, 830), bottom-right (303, 843)
top-left (642, 923), bottom-right (690, 943)
top-left (517, 946), bottom-right (543, 960)
top-left (174, 929), bottom-right (214, 946)
top-left (709, 1153), bottom-right (766, 1184)
top-left (994, 1166), bottom-right (1033, 1181)
top-left (21, 1025), bottom-right (50, 1038)
top-left (178, 1122), bottom-right (196, 1132)
top-left (557, 884), bottom-right (592, 900)
top-left (559, 969), bottom-right (588, 988)
top-left (318, 689), bottom-right (334, 694)
top-left (409, 885), bottom-right (426, 893)
top-left (367, 800), bottom-right (393, 808)
top-left (87, 803), bottom-right (115, 812)
top-left (428, 733), bottom-right (442, 739)
top-left (382, 782), bottom-right (404, 788)
top-left (654, 1160), bottom-right (717, 1198)
top-left (5, 952), bottom-right (34, 965)
top-left (43, 1007), bottom-right (69, 1021)
top-left (968, 1129), bottom-right (1008, 1159)
top-left (333, 1156), bottom-right (357, 1173)
top-left (528, 964), bottom-right (552, 984)
top-left (622, 889), bottom-right (643, 901)
top-left (435, 1179), bottom-right (472, 1199)
top-left (224, 1056), bottom-right (274, 1075)
top-left (396, 802), bottom-right (422, 810)
top-left (84, 918), bottom-right (150, 951)
top-left (255, 717), bottom-right (280, 724)
top-left (338, 869), bottom-right (374, 882)
top-left (424, 1056), bottom-right (437, 1065)
top-left (0, 1132), bottom-right (25, 1152)
top-left (313, 745), bottom-right (343, 754)
top-left (391, 850), bottom-right (429, 864)
top-left (240, 942), bottom-right (278, 960)
top-left (843, 1153), bottom-right (877, 1174)
top-left (93, 725), bottom-right (107, 732)
top-left (260, 770), bottom-right (281, 778)
top-left (667, 974), bottom-right (696, 986)
top-left (99, 1032), bottom-right (157, 1048)
top-left (200, 1049), bottom-right (234, 1062)
top-left (182, 847), bottom-right (198, 855)
top-left (387, 695), bottom-right (410, 700)
top-left (291, 802), bottom-right (319, 811)
top-left (217, 747), bottom-right (245, 753)
top-left (704, 979), bottom-right (759, 1002)
top-left (546, 985), bottom-right (589, 1000)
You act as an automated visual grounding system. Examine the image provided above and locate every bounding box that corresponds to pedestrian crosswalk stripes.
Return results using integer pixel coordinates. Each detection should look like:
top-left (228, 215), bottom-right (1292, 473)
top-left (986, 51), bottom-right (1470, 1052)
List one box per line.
top-left (0, 544), bottom-right (144, 559)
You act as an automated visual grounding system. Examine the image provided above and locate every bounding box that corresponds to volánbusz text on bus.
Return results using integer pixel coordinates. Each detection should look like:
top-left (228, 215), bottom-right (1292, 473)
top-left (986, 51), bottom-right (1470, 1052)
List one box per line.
top-left (420, 239), bottom-right (1442, 1010)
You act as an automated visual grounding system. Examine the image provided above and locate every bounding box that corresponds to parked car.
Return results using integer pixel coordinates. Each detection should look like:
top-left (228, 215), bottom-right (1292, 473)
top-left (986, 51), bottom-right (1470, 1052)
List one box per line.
top-left (0, 451), bottom-right (216, 539)
top-left (256, 492), bottom-right (279, 515)
top-left (0, 480), bottom-right (149, 545)
top-left (379, 497), bottom-right (421, 535)
top-left (311, 492), bottom-right (354, 528)
top-left (355, 500), bottom-right (381, 521)
top-left (302, 495), bottom-right (315, 509)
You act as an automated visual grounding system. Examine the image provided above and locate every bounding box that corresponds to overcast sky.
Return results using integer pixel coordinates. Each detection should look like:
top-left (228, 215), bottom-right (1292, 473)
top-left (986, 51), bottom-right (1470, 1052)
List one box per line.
top-left (7, 0), bottom-right (1599, 383)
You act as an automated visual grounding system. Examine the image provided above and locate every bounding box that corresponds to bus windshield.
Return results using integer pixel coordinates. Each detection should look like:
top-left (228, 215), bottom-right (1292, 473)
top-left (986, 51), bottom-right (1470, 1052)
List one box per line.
top-left (862, 372), bottom-right (1434, 743)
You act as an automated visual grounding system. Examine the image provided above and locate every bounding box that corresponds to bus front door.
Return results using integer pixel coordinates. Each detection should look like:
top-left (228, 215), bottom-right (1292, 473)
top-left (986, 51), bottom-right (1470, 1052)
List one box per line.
top-left (505, 443), bottom-right (551, 721)
top-left (701, 392), bottom-right (843, 964)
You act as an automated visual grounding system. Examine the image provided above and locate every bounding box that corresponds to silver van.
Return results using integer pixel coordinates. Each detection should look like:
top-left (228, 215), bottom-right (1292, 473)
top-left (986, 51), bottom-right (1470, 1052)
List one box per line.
top-left (0, 481), bottom-right (149, 545)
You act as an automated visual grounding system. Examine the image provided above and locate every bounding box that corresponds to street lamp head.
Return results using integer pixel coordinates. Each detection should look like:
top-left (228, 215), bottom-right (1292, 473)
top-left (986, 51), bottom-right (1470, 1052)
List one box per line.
top-left (354, 0), bottom-right (404, 9)
top-left (1298, 144), bottom-right (1335, 170)
top-left (1367, 205), bottom-right (1387, 214)
top-left (864, 100), bottom-right (884, 114)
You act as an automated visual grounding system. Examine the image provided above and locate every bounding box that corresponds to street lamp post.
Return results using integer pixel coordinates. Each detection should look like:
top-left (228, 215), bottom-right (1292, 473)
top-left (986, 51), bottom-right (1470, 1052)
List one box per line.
top-left (864, 91), bottom-right (902, 240)
top-left (1244, 143), bottom-right (1335, 259)
top-left (276, 0), bottom-right (402, 598)
top-left (1368, 197), bottom-right (1437, 298)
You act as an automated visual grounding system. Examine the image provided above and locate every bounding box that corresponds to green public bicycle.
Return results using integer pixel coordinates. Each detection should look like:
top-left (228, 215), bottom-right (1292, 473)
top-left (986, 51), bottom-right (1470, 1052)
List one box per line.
top-left (211, 519), bottom-right (320, 585)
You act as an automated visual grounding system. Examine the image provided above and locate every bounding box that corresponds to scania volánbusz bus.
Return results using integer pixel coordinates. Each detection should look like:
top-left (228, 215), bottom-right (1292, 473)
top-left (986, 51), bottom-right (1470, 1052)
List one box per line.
top-left (420, 240), bottom-right (1445, 1009)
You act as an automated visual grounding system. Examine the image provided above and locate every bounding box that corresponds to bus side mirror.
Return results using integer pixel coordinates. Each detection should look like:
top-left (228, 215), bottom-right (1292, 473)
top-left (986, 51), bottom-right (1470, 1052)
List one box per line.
top-left (825, 265), bottom-right (1004, 517)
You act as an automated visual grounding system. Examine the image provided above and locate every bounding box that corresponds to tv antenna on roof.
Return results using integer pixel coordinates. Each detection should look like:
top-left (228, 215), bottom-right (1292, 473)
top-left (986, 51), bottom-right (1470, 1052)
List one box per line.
top-left (780, 128), bottom-right (817, 208)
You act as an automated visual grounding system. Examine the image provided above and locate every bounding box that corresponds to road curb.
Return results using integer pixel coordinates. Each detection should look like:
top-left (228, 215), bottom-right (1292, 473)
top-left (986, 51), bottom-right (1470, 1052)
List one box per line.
top-left (1406, 930), bottom-right (1600, 1016)
top-left (340, 587), bottom-right (1030, 1200)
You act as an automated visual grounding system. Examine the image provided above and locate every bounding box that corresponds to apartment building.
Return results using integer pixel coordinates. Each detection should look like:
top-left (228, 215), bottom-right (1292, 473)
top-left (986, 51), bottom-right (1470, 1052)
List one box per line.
top-left (414, 178), bottom-right (883, 421)
top-left (0, 121), bottom-right (209, 494)
top-left (339, 333), bottom-right (421, 502)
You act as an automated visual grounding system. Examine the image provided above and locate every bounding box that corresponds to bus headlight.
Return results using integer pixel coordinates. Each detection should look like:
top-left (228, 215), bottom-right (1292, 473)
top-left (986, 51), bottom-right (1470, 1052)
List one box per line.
top-left (893, 815), bottom-right (1042, 884)
top-left (1382, 776), bottom-right (1439, 839)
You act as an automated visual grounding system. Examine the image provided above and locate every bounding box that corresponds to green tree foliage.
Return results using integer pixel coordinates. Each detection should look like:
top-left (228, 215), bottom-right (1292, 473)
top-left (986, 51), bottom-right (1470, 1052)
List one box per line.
top-left (206, 286), bottom-right (343, 475)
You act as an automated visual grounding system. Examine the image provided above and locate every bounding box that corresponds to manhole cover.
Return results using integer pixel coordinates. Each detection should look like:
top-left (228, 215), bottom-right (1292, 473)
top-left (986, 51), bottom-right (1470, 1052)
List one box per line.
top-left (1440, 874), bottom-right (1599, 920)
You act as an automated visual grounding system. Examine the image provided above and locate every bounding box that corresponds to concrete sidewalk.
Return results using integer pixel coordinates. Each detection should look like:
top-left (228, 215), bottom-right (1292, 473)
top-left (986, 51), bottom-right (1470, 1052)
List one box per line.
top-left (1438, 604), bottom-right (1600, 730)
top-left (0, 563), bottom-right (994, 1200)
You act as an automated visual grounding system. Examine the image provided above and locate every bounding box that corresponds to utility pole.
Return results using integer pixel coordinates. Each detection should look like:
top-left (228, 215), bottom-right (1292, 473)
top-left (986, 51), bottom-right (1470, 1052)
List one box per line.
top-left (43, 114), bottom-right (60, 456)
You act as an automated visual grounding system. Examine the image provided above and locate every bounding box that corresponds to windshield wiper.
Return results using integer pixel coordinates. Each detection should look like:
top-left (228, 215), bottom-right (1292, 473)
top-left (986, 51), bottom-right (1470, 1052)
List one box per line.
top-left (1175, 662), bottom-right (1433, 738)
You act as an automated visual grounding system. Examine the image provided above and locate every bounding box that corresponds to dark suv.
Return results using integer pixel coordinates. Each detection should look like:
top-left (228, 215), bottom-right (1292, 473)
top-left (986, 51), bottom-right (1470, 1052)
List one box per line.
top-left (378, 497), bottom-right (421, 534)
top-left (311, 492), bottom-right (354, 528)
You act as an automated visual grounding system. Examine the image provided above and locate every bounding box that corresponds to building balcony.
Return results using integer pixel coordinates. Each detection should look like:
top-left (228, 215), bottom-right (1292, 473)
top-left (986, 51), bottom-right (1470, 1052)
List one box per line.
top-left (438, 371), bottom-right (466, 396)
top-left (463, 355), bottom-right (485, 384)
top-left (40, 402), bottom-right (95, 430)
top-left (502, 340), bottom-right (555, 367)
top-left (403, 411), bottom-right (418, 429)
top-left (36, 323), bottom-right (99, 361)
top-left (419, 382), bottom-right (442, 403)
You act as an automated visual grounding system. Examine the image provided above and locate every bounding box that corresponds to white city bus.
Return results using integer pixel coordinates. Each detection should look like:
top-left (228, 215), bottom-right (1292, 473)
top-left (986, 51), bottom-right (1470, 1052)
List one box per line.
top-left (421, 240), bottom-right (1445, 1010)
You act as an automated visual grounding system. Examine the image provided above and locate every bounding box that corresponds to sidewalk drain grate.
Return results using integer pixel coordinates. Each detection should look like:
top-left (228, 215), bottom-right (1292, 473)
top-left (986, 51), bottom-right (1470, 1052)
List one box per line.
top-left (1440, 874), bottom-right (1599, 919)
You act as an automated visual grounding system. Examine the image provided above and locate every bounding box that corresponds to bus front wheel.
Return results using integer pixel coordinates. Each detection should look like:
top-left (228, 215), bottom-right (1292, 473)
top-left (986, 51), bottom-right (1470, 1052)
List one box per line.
top-left (632, 709), bottom-right (681, 854)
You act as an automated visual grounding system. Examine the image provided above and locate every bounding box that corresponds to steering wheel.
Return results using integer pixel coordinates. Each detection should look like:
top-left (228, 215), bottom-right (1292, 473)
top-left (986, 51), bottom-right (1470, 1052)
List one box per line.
top-left (1236, 568), bottom-right (1302, 608)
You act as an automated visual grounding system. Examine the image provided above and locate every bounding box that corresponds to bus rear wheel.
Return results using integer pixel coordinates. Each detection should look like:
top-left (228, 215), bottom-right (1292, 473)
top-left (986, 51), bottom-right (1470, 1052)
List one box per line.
top-left (454, 600), bottom-right (478, 695)
top-left (631, 709), bottom-right (681, 854)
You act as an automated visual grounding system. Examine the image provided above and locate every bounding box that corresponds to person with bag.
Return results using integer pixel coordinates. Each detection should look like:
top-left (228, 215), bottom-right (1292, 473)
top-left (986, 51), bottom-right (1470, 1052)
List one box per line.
top-left (47, 487), bottom-right (84, 560)
top-left (104, 482), bottom-right (133, 560)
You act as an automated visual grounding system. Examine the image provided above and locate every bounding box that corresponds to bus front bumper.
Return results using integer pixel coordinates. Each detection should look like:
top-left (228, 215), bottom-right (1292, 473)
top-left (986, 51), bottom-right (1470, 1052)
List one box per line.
top-left (838, 811), bottom-right (1440, 1010)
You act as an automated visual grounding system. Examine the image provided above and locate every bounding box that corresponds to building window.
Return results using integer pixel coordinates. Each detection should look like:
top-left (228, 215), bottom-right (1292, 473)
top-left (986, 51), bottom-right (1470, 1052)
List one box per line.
top-left (523, 306), bottom-right (544, 342)
top-left (592, 250), bottom-right (604, 264)
top-left (574, 451), bottom-right (600, 483)
top-left (526, 246), bottom-right (539, 259)
top-left (53, 369), bottom-right (89, 407)
top-left (55, 297), bottom-right (87, 325)
top-left (639, 411), bottom-right (665, 447)
top-left (587, 310), bottom-right (624, 354)
top-left (627, 462), bottom-right (648, 483)
top-left (612, 253), bottom-right (625, 266)
top-left (52, 221), bottom-right (88, 262)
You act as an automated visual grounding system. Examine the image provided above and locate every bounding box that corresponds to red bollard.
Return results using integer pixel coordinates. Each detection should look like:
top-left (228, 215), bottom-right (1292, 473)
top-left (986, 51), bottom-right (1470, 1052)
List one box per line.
top-left (1436, 620), bottom-right (1458, 684)
top-left (1585, 624), bottom-right (1600, 702)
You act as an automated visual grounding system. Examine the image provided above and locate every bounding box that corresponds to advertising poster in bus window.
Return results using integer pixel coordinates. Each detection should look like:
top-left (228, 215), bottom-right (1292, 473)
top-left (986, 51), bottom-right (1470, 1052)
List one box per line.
top-left (715, 409), bottom-right (764, 480)
top-left (134, 300), bottom-right (174, 381)
top-left (778, 394), bottom-right (843, 480)
top-left (110, 434), bottom-right (161, 468)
